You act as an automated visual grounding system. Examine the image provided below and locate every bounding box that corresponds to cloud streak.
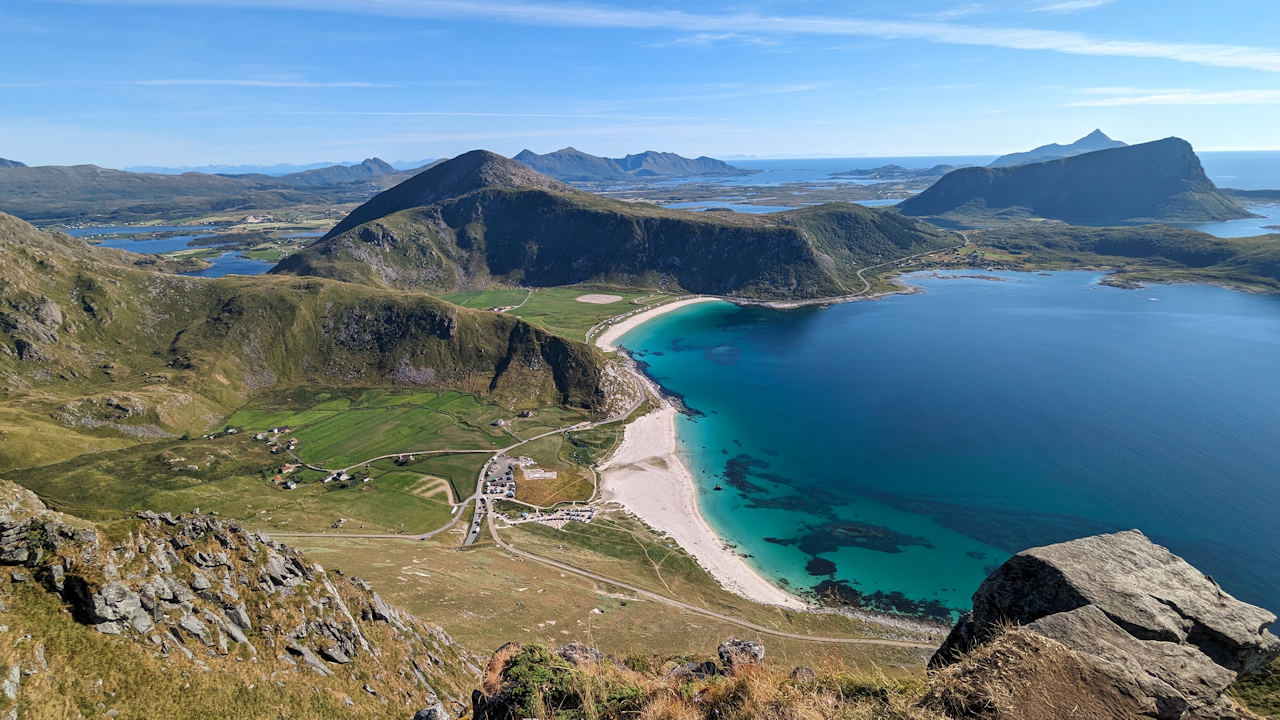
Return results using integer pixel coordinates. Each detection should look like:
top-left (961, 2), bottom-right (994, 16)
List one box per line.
top-left (54, 0), bottom-right (1280, 74)
top-left (1029, 0), bottom-right (1116, 14)
top-left (134, 78), bottom-right (392, 87)
top-left (1066, 88), bottom-right (1280, 106)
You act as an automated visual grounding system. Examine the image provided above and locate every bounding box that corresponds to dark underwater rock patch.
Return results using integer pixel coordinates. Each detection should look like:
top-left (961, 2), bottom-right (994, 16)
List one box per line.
top-left (773, 519), bottom-right (934, 556)
top-left (703, 344), bottom-right (742, 365)
top-left (805, 557), bottom-right (837, 576)
top-left (810, 579), bottom-right (958, 622)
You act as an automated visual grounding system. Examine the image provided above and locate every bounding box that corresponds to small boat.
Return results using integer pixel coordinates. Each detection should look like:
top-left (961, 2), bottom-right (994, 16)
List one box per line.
top-left (713, 484), bottom-right (724, 491)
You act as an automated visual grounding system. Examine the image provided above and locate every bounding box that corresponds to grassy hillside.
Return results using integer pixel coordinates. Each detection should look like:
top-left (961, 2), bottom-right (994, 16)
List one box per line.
top-left (273, 151), bottom-right (957, 300)
top-left (968, 224), bottom-right (1280, 292)
top-left (0, 212), bottom-right (607, 470)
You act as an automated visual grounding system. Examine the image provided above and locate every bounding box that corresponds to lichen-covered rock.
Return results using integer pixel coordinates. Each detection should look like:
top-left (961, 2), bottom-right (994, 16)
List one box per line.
top-left (555, 642), bottom-right (604, 666)
top-left (718, 637), bottom-right (765, 675)
top-left (931, 530), bottom-right (1280, 719)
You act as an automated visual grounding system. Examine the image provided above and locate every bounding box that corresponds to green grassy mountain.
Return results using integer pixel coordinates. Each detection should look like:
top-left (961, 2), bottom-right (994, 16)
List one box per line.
top-left (512, 147), bottom-right (751, 183)
top-left (899, 137), bottom-right (1251, 224)
top-left (0, 212), bottom-right (606, 470)
top-left (272, 150), bottom-right (956, 300)
top-left (987, 129), bottom-right (1127, 168)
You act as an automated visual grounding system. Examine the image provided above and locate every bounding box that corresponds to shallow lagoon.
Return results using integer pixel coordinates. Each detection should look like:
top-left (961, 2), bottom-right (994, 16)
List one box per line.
top-left (620, 271), bottom-right (1280, 617)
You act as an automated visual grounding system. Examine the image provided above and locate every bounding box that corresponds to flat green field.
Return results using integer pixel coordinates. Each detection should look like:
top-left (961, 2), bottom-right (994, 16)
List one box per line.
top-left (442, 285), bottom-right (670, 340)
top-left (16, 386), bottom-right (592, 534)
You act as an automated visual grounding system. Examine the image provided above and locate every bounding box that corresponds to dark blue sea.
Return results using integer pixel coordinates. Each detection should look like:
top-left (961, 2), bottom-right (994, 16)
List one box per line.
top-left (619, 271), bottom-right (1280, 618)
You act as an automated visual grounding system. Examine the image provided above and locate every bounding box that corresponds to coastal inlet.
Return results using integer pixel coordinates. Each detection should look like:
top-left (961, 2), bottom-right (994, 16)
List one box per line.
top-left (618, 270), bottom-right (1280, 619)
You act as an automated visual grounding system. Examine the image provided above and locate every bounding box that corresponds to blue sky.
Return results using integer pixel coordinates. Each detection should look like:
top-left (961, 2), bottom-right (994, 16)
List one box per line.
top-left (2, 0), bottom-right (1279, 166)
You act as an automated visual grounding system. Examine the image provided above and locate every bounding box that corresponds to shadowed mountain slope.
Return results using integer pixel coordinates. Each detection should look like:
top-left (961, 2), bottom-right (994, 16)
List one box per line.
top-left (899, 138), bottom-right (1250, 223)
top-left (274, 151), bottom-right (955, 300)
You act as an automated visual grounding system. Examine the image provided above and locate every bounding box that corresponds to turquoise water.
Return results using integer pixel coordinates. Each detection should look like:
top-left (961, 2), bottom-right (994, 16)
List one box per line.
top-left (619, 271), bottom-right (1280, 618)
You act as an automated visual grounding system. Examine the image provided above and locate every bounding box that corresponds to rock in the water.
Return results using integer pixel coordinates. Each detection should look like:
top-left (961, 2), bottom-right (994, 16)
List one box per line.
top-left (718, 638), bottom-right (765, 675)
top-left (930, 530), bottom-right (1280, 720)
top-left (555, 642), bottom-right (603, 666)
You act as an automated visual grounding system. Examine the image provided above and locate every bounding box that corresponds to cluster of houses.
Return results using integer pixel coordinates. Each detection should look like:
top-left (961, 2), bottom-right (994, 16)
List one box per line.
top-left (249, 427), bottom-right (298, 455)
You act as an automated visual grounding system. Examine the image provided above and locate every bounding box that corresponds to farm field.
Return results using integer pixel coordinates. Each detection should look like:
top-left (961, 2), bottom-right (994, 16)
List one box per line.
top-left (17, 386), bottom-right (597, 535)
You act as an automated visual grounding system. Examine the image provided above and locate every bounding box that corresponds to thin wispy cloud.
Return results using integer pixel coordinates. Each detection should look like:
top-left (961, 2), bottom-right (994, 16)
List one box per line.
top-left (1030, 0), bottom-right (1116, 14)
top-left (57, 0), bottom-right (1280, 74)
top-left (255, 110), bottom-right (714, 121)
top-left (1066, 88), bottom-right (1280, 106)
top-left (134, 78), bottom-right (393, 88)
top-left (647, 33), bottom-right (778, 49)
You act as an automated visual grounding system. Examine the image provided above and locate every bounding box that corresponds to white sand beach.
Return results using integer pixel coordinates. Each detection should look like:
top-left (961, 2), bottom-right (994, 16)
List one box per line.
top-left (598, 403), bottom-right (805, 609)
top-left (593, 296), bottom-right (721, 352)
top-left (594, 301), bottom-right (807, 609)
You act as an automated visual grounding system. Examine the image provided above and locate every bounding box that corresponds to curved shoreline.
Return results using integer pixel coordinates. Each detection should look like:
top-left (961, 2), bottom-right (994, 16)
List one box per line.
top-left (593, 296), bottom-right (722, 352)
top-left (594, 297), bottom-right (807, 609)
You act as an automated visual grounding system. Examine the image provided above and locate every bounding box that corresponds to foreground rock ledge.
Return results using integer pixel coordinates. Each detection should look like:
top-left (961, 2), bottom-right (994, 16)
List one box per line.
top-left (929, 530), bottom-right (1280, 720)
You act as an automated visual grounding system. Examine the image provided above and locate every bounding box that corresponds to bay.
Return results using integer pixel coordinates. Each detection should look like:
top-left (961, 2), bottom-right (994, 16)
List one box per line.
top-left (619, 271), bottom-right (1280, 618)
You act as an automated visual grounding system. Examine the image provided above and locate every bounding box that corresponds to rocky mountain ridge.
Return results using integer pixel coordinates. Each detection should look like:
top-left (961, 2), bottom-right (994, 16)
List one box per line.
top-left (0, 478), bottom-right (477, 718)
top-left (511, 147), bottom-right (751, 183)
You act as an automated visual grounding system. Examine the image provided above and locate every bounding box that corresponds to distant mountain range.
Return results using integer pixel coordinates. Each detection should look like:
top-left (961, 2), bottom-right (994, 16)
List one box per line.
top-left (0, 158), bottom-right (429, 223)
top-left (0, 158), bottom-right (25, 168)
top-left (988, 130), bottom-right (1127, 168)
top-left (898, 137), bottom-right (1251, 224)
top-left (511, 147), bottom-right (753, 183)
top-left (273, 149), bottom-right (953, 299)
top-left (124, 158), bottom-right (436, 175)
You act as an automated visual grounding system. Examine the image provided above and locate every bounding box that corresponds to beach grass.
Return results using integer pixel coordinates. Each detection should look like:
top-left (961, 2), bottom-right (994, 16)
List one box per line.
top-left (291, 530), bottom-right (937, 672)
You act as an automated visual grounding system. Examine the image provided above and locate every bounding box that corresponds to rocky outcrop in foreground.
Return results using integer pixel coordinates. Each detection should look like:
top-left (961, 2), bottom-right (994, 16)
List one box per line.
top-left (928, 530), bottom-right (1280, 720)
top-left (0, 479), bottom-right (479, 718)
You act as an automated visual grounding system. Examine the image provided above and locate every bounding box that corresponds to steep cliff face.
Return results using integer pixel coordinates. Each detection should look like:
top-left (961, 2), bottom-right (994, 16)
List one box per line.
top-left (928, 530), bottom-right (1280, 720)
top-left (900, 138), bottom-right (1250, 223)
top-left (0, 479), bottom-right (478, 718)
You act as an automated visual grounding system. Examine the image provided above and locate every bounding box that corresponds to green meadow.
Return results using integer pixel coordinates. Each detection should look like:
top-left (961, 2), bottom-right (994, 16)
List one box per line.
top-left (16, 386), bottom-right (595, 534)
top-left (442, 285), bottom-right (670, 340)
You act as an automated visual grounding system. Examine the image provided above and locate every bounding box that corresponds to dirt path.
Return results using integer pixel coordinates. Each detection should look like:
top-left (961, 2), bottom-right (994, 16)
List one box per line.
top-left (485, 513), bottom-right (936, 650)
